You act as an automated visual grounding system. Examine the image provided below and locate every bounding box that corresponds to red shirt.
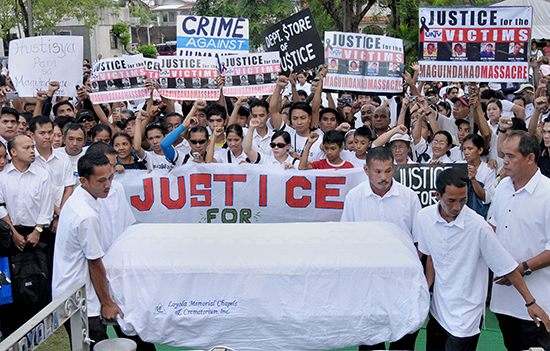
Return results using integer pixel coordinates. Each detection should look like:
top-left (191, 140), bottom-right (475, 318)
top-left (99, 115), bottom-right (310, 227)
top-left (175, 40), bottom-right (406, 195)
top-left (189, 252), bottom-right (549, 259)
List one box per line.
top-left (309, 159), bottom-right (354, 169)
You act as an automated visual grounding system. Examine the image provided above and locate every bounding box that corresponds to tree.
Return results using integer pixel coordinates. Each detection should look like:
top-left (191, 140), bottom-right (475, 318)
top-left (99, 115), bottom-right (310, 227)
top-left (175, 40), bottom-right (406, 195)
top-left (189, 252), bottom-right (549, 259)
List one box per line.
top-left (0, 0), bottom-right (117, 38)
top-left (313, 0), bottom-right (377, 33)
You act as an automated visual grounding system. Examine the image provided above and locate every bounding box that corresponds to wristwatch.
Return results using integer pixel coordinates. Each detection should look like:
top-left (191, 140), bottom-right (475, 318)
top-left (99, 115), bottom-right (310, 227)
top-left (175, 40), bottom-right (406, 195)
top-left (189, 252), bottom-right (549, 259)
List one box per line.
top-left (522, 261), bottom-right (533, 276)
top-left (34, 226), bottom-right (43, 234)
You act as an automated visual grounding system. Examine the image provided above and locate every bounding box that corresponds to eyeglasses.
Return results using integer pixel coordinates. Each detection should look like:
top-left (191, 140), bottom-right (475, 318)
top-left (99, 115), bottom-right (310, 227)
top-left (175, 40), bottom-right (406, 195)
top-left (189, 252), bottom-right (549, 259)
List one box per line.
top-left (391, 145), bottom-right (407, 150)
top-left (432, 140), bottom-right (448, 146)
top-left (189, 139), bottom-right (207, 145)
top-left (270, 142), bottom-right (288, 149)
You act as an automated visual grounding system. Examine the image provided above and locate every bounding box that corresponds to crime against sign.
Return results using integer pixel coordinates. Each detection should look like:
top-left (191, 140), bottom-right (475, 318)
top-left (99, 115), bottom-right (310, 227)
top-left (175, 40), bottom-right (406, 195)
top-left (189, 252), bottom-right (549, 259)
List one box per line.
top-left (418, 6), bottom-right (532, 82)
top-left (8, 36), bottom-right (83, 98)
top-left (177, 15), bottom-right (249, 54)
top-left (261, 8), bottom-right (324, 75)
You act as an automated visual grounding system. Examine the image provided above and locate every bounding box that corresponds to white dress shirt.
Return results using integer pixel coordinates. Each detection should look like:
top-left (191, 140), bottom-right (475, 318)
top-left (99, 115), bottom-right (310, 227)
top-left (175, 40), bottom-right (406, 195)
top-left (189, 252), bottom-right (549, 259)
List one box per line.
top-left (213, 149), bottom-right (248, 164)
top-left (489, 170), bottom-right (550, 321)
top-left (98, 180), bottom-right (135, 252)
top-left (34, 147), bottom-right (74, 207)
top-left (340, 179), bottom-right (422, 242)
top-left (58, 147), bottom-right (85, 186)
top-left (251, 127), bottom-right (274, 157)
top-left (0, 163), bottom-right (53, 226)
top-left (281, 124), bottom-right (323, 162)
top-left (416, 203), bottom-right (518, 338)
top-left (52, 186), bottom-right (104, 317)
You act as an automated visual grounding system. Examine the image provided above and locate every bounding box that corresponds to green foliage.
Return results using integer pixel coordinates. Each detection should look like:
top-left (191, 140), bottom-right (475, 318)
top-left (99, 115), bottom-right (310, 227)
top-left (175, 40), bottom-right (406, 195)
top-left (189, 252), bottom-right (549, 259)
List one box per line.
top-left (120, 33), bottom-right (131, 46)
top-left (112, 22), bottom-right (129, 36)
top-left (137, 44), bottom-right (158, 58)
top-left (2, 0), bottom-right (117, 38)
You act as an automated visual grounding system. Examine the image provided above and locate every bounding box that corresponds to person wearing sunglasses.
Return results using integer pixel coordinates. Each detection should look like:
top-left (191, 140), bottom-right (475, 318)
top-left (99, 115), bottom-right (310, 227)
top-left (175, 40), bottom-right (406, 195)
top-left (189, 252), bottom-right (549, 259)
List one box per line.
top-left (244, 118), bottom-right (298, 169)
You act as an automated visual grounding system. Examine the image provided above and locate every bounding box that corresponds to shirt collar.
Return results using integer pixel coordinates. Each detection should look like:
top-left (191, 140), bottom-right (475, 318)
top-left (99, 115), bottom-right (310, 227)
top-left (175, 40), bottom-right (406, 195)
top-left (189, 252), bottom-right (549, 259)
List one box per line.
top-left (35, 146), bottom-right (57, 162)
top-left (364, 179), bottom-right (399, 199)
top-left (76, 186), bottom-right (101, 211)
top-left (507, 169), bottom-right (542, 195)
top-left (435, 201), bottom-right (466, 229)
top-left (5, 162), bottom-right (36, 175)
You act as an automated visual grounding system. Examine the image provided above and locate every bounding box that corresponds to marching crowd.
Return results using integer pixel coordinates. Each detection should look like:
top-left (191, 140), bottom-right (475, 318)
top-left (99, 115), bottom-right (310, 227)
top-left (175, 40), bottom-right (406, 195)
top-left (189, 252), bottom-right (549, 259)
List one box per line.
top-left (0, 39), bottom-right (549, 351)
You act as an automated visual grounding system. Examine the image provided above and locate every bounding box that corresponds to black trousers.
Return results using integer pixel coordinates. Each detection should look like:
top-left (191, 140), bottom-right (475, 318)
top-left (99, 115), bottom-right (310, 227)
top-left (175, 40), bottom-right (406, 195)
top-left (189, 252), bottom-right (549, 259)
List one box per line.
top-left (426, 315), bottom-right (479, 351)
top-left (496, 313), bottom-right (550, 351)
top-left (358, 329), bottom-right (420, 350)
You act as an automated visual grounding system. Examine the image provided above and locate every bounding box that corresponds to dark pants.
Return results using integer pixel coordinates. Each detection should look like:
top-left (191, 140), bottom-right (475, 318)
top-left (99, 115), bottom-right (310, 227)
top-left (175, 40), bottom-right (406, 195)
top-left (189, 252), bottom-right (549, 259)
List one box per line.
top-left (426, 315), bottom-right (479, 351)
top-left (496, 313), bottom-right (550, 351)
top-left (358, 329), bottom-right (420, 350)
top-left (65, 318), bottom-right (156, 351)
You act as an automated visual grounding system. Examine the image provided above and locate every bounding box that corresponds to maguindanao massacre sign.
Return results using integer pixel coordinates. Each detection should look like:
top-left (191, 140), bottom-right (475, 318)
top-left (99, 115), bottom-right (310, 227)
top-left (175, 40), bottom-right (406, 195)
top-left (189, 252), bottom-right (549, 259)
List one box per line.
top-left (157, 56), bottom-right (220, 100)
top-left (220, 52), bottom-right (281, 97)
top-left (8, 36), bottom-right (83, 97)
top-left (177, 15), bottom-right (249, 56)
top-left (261, 8), bottom-right (324, 75)
top-left (324, 32), bottom-right (404, 93)
top-left (118, 163), bottom-right (466, 225)
top-left (418, 7), bottom-right (532, 82)
top-left (90, 54), bottom-right (149, 104)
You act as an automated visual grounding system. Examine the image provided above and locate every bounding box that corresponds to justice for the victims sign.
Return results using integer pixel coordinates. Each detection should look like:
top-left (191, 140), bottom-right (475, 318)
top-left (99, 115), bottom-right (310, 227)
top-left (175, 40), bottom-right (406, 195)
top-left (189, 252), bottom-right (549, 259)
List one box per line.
top-left (418, 6), bottom-right (532, 82)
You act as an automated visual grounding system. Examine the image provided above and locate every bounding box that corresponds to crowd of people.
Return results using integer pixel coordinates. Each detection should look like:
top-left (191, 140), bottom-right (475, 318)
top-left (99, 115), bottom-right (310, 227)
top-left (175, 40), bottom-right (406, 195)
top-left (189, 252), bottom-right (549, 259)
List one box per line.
top-left (0, 38), bottom-right (549, 351)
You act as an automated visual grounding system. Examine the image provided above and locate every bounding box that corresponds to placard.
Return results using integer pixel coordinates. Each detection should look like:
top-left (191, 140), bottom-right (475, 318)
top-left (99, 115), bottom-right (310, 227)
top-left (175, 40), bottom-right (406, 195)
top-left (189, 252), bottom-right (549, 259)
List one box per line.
top-left (324, 31), bottom-right (404, 93)
top-left (393, 163), bottom-right (467, 207)
top-left (418, 7), bottom-right (532, 82)
top-left (220, 52), bottom-right (281, 96)
top-left (8, 36), bottom-right (83, 97)
top-left (261, 8), bottom-right (324, 75)
top-left (89, 54), bottom-right (149, 104)
top-left (177, 16), bottom-right (249, 55)
top-left (156, 56), bottom-right (220, 100)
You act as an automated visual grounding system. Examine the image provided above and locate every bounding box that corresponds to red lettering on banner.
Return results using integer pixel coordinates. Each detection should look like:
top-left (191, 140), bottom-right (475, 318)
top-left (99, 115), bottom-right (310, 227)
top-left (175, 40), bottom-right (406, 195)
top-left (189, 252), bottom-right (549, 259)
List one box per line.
top-left (315, 177), bottom-right (345, 209)
top-left (131, 177), bottom-right (154, 211)
top-left (259, 175), bottom-right (267, 207)
top-left (97, 68), bottom-right (145, 80)
top-left (285, 176), bottom-right (312, 208)
top-left (213, 174), bottom-right (247, 206)
top-left (160, 176), bottom-right (186, 209)
top-left (420, 27), bottom-right (530, 43)
top-left (419, 62), bottom-right (528, 82)
top-left (191, 173), bottom-right (211, 206)
top-left (329, 49), bottom-right (404, 63)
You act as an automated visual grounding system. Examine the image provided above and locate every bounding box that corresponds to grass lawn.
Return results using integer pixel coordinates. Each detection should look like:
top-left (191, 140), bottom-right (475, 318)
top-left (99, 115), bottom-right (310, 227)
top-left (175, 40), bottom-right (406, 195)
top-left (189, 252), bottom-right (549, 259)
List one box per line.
top-left (35, 309), bottom-right (505, 351)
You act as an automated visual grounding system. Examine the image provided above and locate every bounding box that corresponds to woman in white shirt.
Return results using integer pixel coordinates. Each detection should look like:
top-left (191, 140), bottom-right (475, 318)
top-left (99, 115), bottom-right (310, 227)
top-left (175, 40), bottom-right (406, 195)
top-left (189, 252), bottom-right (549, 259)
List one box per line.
top-left (414, 130), bottom-right (455, 164)
top-left (206, 124), bottom-right (248, 164)
top-left (462, 134), bottom-right (496, 219)
top-left (244, 119), bottom-right (298, 169)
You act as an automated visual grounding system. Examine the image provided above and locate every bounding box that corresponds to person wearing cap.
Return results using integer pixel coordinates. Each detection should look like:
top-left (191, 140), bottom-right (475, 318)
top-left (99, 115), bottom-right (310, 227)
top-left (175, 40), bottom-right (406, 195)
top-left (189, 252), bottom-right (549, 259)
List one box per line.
top-left (372, 125), bottom-right (415, 164)
top-left (514, 84), bottom-right (535, 123)
top-left (425, 87), bottom-right (440, 104)
top-left (76, 109), bottom-right (98, 136)
top-left (341, 146), bottom-right (422, 350)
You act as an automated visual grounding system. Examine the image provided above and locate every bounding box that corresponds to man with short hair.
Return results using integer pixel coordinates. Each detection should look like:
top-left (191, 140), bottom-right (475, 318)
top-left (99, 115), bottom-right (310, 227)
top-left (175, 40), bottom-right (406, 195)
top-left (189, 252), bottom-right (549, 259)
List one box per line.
top-left (416, 167), bottom-right (549, 351)
top-left (539, 117), bottom-right (550, 178)
top-left (372, 106), bottom-right (391, 138)
top-left (0, 107), bottom-right (18, 149)
top-left (341, 146), bottom-right (422, 350)
top-left (53, 101), bottom-right (75, 118)
top-left (490, 130), bottom-right (550, 350)
top-left (59, 123), bottom-right (88, 185)
top-left (52, 153), bottom-right (123, 350)
top-left (357, 103), bottom-right (375, 129)
top-left (0, 135), bottom-right (54, 333)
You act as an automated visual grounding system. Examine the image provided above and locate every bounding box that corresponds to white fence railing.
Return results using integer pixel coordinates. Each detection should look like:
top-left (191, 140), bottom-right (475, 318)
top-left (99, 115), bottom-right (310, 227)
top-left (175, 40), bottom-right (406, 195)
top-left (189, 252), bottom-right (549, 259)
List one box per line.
top-left (0, 283), bottom-right (89, 351)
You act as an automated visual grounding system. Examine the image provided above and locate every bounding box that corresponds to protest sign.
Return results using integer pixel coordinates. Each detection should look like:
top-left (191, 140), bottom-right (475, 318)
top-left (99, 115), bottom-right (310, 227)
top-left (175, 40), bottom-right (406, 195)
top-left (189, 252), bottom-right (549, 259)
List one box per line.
top-left (393, 163), bottom-right (467, 207)
top-left (8, 36), bottom-right (83, 97)
top-left (118, 164), bottom-right (367, 224)
top-left (220, 52), bottom-right (281, 96)
top-left (324, 31), bottom-right (404, 93)
top-left (418, 7), bottom-right (532, 82)
top-left (89, 54), bottom-right (149, 104)
top-left (177, 15), bottom-right (249, 55)
top-left (156, 56), bottom-right (220, 100)
top-left (261, 8), bottom-right (324, 75)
